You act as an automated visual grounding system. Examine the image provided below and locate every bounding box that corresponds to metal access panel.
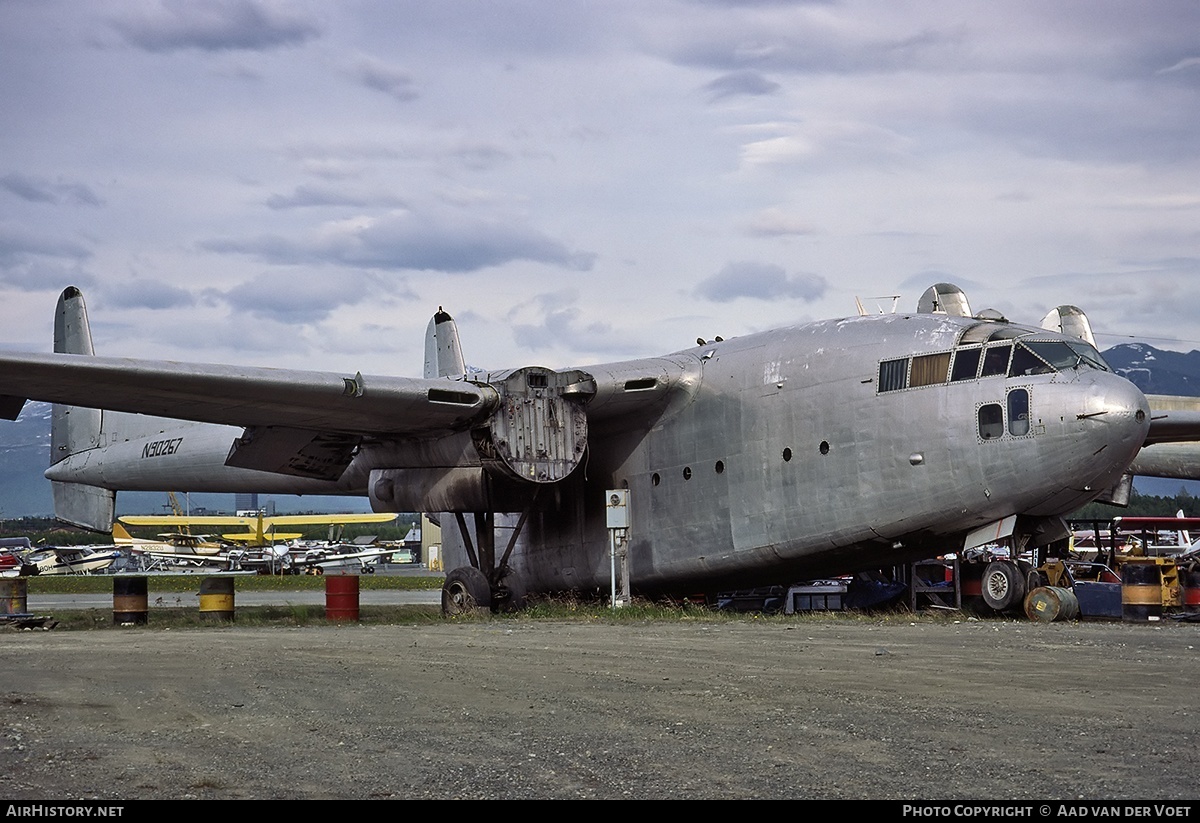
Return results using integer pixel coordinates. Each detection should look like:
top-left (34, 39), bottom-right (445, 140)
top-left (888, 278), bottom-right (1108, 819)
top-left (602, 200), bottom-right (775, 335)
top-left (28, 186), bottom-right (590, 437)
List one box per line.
top-left (606, 489), bottom-right (630, 529)
top-left (486, 367), bottom-right (592, 483)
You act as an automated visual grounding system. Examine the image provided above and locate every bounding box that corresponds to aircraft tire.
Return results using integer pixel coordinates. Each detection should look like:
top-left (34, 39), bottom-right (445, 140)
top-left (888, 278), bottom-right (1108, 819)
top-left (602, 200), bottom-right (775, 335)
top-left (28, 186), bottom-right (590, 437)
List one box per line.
top-left (442, 566), bottom-right (493, 616)
top-left (981, 561), bottom-right (1026, 612)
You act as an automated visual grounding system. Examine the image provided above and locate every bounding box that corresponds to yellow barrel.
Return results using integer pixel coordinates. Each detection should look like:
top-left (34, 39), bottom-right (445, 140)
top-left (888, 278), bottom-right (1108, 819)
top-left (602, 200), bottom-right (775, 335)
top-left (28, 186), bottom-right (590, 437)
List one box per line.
top-left (112, 576), bottom-right (149, 625)
top-left (1024, 586), bottom-right (1079, 623)
top-left (325, 574), bottom-right (360, 622)
top-left (199, 576), bottom-right (235, 621)
top-left (1121, 561), bottom-right (1162, 622)
top-left (1, 577), bottom-right (28, 615)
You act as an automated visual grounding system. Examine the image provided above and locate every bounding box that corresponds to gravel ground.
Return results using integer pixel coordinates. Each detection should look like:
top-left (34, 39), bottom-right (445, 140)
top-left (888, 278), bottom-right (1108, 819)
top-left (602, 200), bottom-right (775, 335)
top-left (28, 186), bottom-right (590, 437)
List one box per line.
top-left (2, 616), bottom-right (1199, 800)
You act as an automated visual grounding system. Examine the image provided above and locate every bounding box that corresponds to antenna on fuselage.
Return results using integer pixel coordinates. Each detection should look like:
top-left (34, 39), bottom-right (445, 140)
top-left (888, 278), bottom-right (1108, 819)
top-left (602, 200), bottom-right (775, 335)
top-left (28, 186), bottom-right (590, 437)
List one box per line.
top-left (855, 295), bottom-right (901, 315)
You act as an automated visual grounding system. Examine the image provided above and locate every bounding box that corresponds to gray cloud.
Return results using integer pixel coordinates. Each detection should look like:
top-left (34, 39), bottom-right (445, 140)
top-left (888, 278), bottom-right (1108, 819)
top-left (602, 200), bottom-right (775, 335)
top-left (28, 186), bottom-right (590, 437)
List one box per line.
top-left (704, 70), bottom-right (780, 101)
top-left (265, 186), bottom-right (407, 210)
top-left (0, 174), bottom-right (102, 207)
top-left (353, 57), bottom-right (419, 102)
top-left (697, 262), bottom-right (827, 302)
top-left (203, 210), bottom-right (596, 274)
top-left (505, 291), bottom-right (646, 358)
top-left (675, 24), bottom-right (963, 74)
top-left (109, 0), bottom-right (321, 53)
top-left (220, 270), bottom-right (389, 323)
top-left (0, 224), bottom-right (91, 267)
top-left (101, 279), bottom-right (197, 310)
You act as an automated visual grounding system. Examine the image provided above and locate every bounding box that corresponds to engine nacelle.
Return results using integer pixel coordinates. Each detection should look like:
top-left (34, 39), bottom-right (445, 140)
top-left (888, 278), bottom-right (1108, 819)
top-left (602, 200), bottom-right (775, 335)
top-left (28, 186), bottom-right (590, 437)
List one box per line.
top-left (472, 366), bottom-right (594, 483)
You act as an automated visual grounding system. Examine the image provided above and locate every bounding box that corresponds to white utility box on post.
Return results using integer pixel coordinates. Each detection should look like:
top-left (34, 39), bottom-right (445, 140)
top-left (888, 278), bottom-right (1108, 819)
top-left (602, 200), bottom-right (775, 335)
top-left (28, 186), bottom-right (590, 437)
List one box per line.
top-left (606, 489), bottom-right (630, 607)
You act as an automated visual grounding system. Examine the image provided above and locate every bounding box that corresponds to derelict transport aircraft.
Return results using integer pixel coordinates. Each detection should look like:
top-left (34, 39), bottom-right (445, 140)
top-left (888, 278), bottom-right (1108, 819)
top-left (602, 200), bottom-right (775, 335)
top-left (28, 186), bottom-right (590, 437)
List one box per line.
top-left (0, 284), bottom-right (1198, 613)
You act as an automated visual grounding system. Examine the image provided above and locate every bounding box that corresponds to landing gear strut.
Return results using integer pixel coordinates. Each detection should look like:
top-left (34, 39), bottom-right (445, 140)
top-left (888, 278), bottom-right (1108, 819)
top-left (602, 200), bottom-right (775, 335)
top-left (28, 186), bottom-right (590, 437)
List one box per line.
top-left (440, 505), bottom-right (534, 616)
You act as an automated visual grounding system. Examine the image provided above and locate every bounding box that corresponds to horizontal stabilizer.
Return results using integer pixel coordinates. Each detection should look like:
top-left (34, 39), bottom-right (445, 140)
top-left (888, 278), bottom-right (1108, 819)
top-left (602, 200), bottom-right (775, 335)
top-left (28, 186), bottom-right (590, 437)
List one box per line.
top-left (52, 480), bottom-right (115, 533)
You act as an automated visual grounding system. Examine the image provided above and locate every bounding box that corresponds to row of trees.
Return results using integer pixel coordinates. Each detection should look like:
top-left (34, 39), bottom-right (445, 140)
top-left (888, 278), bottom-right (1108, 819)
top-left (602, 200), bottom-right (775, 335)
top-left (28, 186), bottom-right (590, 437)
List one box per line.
top-left (1072, 488), bottom-right (1198, 521)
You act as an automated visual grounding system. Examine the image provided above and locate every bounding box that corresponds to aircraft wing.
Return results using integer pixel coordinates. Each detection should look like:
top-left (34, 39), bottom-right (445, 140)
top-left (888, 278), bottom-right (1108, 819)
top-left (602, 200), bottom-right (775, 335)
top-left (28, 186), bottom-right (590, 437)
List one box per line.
top-left (1144, 395), bottom-right (1200, 446)
top-left (120, 513), bottom-right (396, 528)
top-left (0, 351), bottom-right (498, 437)
top-left (120, 515), bottom-right (259, 527)
top-left (252, 513), bottom-right (398, 526)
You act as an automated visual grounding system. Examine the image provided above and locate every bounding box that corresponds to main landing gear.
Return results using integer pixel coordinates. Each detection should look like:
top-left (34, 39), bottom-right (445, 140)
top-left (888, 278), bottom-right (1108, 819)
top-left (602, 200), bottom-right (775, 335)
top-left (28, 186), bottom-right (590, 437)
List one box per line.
top-left (440, 509), bottom-right (532, 616)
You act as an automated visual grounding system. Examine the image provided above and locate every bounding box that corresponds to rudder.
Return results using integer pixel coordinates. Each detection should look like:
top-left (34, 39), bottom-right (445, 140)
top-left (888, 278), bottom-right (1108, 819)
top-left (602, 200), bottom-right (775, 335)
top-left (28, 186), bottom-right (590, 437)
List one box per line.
top-left (49, 287), bottom-right (114, 532)
top-left (423, 307), bottom-right (467, 379)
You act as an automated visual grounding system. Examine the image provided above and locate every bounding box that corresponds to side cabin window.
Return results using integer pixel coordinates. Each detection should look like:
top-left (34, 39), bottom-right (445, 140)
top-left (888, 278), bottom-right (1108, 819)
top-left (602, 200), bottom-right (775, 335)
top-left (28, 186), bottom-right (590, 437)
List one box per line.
top-left (910, 352), bottom-right (951, 388)
top-left (1008, 388), bottom-right (1030, 436)
top-left (950, 347), bottom-right (982, 382)
top-left (978, 403), bottom-right (1004, 440)
top-left (878, 358), bottom-right (908, 392)
top-left (980, 344), bottom-right (1012, 378)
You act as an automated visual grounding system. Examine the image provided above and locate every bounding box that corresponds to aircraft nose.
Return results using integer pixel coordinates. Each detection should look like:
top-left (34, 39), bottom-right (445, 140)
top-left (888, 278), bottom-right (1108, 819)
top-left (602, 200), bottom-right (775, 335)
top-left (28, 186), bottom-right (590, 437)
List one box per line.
top-left (1081, 373), bottom-right (1151, 458)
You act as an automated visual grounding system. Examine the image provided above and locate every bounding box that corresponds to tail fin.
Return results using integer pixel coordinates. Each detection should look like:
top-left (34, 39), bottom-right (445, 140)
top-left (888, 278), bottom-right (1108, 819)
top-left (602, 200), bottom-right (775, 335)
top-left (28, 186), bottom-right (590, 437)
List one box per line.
top-left (1040, 305), bottom-right (1097, 347)
top-left (423, 307), bottom-right (467, 379)
top-left (49, 287), bottom-right (115, 532)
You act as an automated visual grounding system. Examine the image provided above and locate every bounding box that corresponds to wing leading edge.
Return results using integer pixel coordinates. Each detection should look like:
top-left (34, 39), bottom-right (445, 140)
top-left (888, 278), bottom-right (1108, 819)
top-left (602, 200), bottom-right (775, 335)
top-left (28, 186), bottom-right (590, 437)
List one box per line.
top-left (0, 351), bottom-right (499, 438)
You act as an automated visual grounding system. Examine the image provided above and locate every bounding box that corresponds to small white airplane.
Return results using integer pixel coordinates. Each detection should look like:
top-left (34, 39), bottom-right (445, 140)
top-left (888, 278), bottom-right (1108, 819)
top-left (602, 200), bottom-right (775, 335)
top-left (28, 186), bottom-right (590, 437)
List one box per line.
top-left (21, 545), bottom-right (122, 576)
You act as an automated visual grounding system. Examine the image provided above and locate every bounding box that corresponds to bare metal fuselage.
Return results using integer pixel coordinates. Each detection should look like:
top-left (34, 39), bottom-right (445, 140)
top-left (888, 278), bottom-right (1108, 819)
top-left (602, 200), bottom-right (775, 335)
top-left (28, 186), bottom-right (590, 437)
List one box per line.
top-left (46, 312), bottom-right (1150, 596)
top-left (457, 314), bottom-right (1148, 593)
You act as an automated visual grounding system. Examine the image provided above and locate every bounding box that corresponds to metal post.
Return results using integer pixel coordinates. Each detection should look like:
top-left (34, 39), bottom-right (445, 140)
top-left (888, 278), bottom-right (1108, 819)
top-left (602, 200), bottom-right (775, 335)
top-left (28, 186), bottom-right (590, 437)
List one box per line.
top-left (606, 489), bottom-right (630, 609)
top-left (610, 529), bottom-right (617, 609)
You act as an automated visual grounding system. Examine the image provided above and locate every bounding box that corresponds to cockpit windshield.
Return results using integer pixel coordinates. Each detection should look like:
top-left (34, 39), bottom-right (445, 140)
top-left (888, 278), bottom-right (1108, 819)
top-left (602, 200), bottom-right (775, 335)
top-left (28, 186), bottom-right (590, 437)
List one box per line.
top-left (878, 331), bottom-right (1112, 394)
top-left (1021, 339), bottom-right (1110, 375)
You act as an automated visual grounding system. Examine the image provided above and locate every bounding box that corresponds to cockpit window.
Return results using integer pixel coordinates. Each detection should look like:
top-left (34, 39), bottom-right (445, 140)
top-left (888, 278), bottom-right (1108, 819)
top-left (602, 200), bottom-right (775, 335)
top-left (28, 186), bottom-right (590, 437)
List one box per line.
top-left (1020, 340), bottom-right (1111, 374)
top-left (980, 344), bottom-right (1012, 377)
top-left (1009, 344), bottom-right (1055, 377)
top-left (1066, 340), bottom-right (1111, 371)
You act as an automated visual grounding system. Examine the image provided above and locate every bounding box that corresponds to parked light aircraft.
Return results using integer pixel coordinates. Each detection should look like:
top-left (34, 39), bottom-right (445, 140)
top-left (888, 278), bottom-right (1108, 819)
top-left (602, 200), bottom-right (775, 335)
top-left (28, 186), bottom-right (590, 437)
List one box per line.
top-left (115, 512), bottom-right (398, 572)
top-left (117, 511), bottom-right (398, 547)
top-left (21, 544), bottom-right (122, 576)
top-left (0, 285), bottom-right (1199, 612)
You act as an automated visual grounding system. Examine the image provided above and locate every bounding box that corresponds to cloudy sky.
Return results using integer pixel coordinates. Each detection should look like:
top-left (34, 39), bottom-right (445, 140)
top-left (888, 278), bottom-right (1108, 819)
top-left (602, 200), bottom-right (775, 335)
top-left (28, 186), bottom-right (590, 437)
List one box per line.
top-left (2, 0), bottom-right (1199, 380)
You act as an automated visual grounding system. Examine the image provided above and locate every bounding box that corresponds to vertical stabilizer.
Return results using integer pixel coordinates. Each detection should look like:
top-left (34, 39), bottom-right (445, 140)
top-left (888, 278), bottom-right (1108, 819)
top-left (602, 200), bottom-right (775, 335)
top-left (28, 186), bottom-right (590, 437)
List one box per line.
top-left (1040, 305), bottom-right (1097, 347)
top-left (423, 307), bottom-right (467, 379)
top-left (49, 287), bottom-right (114, 532)
top-left (916, 283), bottom-right (972, 317)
